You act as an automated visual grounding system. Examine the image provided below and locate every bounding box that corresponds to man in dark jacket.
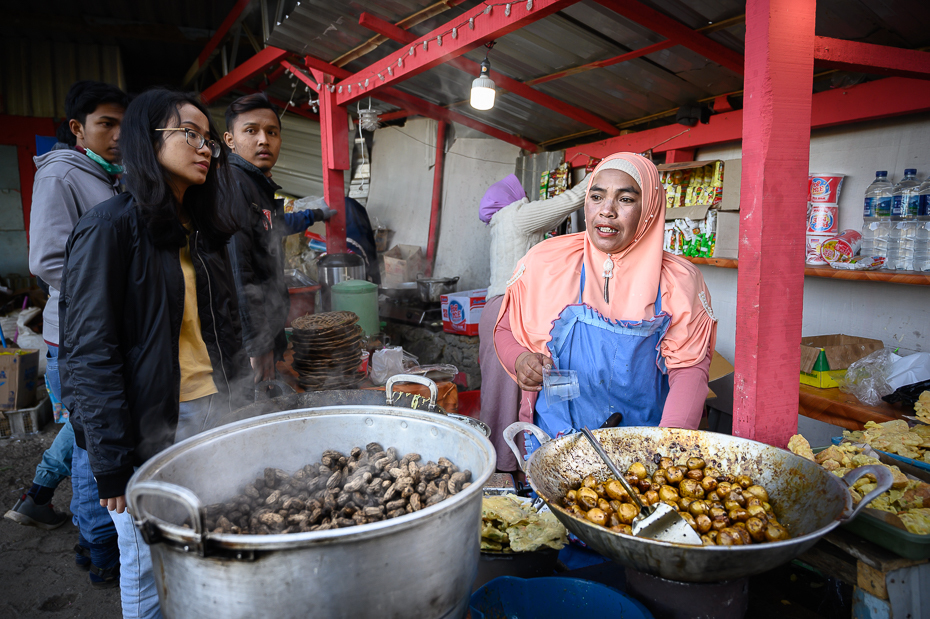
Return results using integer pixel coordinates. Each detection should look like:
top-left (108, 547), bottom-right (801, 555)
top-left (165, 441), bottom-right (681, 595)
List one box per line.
top-left (221, 93), bottom-right (334, 382)
top-left (3, 81), bottom-right (127, 588)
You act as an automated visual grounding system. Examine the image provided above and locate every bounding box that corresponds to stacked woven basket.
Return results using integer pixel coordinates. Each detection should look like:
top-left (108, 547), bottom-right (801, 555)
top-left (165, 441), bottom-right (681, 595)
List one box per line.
top-left (290, 311), bottom-right (365, 390)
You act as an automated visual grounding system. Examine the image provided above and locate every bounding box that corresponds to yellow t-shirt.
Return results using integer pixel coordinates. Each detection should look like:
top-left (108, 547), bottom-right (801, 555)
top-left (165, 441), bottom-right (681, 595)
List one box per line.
top-left (178, 230), bottom-right (218, 402)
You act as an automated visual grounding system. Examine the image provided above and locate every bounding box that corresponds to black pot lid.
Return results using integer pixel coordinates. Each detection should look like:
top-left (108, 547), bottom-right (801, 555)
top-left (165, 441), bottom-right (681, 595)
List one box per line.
top-left (318, 252), bottom-right (365, 267)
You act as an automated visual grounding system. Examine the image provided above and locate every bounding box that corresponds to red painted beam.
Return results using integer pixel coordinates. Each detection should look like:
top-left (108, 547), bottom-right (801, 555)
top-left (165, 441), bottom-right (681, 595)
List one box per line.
top-left (379, 109), bottom-right (415, 122)
top-left (303, 54), bottom-right (539, 152)
top-left (261, 64), bottom-right (288, 90)
top-left (565, 77), bottom-right (930, 163)
top-left (335, 0), bottom-right (581, 106)
top-left (593, 0), bottom-right (744, 75)
top-left (732, 0), bottom-right (815, 447)
top-left (813, 36), bottom-right (930, 80)
top-left (316, 75), bottom-right (349, 255)
top-left (425, 121), bottom-right (447, 277)
top-left (664, 149), bottom-right (695, 163)
top-left (358, 12), bottom-right (620, 136)
top-left (233, 85), bottom-right (320, 121)
top-left (525, 40), bottom-right (674, 86)
top-left (201, 46), bottom-right (289, 104)
top-left (184, 0), bottom-right (253, 85)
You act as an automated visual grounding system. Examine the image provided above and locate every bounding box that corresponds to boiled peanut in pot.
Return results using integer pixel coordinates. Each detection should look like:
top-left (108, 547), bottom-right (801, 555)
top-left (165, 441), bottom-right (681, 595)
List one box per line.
top-left (558, 452), bottom-right (789, 546)
top-left (202, 445), bottom-right (470, 535)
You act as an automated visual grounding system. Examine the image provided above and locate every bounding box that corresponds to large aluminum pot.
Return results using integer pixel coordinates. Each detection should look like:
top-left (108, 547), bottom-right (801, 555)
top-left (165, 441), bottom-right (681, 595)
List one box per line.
top-left (317, 252), bottom-right (367, 311)
top-left (504, 423), bottom-right (892, 583)
top-left (127, 406), bottom-right (496, 619)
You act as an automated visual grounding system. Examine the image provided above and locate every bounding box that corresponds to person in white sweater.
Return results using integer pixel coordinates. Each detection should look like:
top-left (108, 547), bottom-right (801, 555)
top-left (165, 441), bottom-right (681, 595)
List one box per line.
top-left (477, 172), bottom-right (589, 472)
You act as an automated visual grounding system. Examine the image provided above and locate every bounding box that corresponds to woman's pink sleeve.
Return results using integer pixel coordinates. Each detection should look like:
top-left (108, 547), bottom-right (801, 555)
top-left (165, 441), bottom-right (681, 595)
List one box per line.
top-left (494, 307), bottom-right (529, 375)
top-left (659, 349), bottom-right (712, 429)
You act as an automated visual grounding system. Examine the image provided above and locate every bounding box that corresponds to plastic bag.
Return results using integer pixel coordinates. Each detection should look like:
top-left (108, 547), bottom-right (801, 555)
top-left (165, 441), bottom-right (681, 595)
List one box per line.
top-left (16, 307), bottom-right (48, 376)
top-left (292, 196), bottom-right (327, 212)
top-left (886, 352), bottom-right (930, 391)
top-left (837, 348), bottom-right (895, 406)
top-left (370, 346), bottom-right (405, 386)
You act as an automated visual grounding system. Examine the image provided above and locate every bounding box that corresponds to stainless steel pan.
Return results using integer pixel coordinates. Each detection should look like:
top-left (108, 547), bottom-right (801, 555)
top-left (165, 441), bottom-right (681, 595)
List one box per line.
top-left (504, 422), bottom-right (892, 582)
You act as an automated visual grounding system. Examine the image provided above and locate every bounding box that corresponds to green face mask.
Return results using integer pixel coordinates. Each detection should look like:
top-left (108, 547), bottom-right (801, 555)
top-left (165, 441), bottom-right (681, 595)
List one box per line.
top-left (84, 147), bottom-right (124, 176)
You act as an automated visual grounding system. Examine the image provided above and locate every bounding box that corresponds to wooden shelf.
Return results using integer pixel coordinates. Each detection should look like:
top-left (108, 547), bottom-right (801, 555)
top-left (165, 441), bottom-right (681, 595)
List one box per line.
top-left (798, 384), bottom-right (908, 431)
top-left (682, 256), bottom-right (930, 286)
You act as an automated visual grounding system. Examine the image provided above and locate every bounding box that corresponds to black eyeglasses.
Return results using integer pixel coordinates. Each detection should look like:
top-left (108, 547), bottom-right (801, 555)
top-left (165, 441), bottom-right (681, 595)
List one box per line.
top-left (155, 127), bottom-right (221, 158)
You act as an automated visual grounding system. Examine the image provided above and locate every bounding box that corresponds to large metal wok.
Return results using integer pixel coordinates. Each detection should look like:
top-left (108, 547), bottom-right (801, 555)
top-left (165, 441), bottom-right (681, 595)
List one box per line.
top-left (504, 422), bottom-right (892, 583)
top-left (127, 405), bottom-right (496, 619)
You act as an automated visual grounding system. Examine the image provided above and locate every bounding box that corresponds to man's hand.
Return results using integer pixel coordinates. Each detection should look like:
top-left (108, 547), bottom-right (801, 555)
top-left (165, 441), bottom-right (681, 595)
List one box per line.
top-left (514, 352), bottom-right (552, 391)
top-left (100, 495), bottom-right (127, 514)
top-left (250, 351), bottom-right (276, 383)
top-left (312, 207), bottom-right (337, 222)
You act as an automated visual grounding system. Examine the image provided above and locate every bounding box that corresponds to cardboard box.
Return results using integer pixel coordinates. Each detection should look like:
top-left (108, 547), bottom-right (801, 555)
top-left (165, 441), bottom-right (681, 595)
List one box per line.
top-left (441, 289), bottom-right (487, 336)
top-left (381, 244), bottom-right (424, 287)
top-left (706, 351), bottom-right (735, 401)
top-left (713, 211), bottom-right (740, 258)
top-left (717, 159), bottom-right (740, 212)
top-left (0, 349), bottom-right (39, 411)
top-left (799, 334), bottom-right (884, 388)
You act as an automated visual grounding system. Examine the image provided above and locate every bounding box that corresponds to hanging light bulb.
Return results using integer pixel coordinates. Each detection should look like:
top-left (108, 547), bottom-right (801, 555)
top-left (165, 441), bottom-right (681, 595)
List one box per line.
top-left (470, 58), bottom-right (495, 110)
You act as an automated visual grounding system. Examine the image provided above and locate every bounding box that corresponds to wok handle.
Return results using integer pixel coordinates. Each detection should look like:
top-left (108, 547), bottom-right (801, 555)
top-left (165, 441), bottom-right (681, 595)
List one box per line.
top-left (127, 481), bottom-right (205, 553)
top-left (836, 464), bottom-right (895, 523)
top-left (502, 422), bottom-right (551, 473)
top-left (385, 374), bottom-right (438, 412)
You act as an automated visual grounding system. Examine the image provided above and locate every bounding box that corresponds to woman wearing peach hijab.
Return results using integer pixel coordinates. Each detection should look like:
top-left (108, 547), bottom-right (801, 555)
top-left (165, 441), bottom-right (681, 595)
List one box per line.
top-left (494, 152), bottom-right (717, 457)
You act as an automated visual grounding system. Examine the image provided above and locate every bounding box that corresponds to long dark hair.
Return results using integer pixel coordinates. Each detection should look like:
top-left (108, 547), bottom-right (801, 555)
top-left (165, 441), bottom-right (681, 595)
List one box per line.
top-left (121, 88), bottom-right (232, 248)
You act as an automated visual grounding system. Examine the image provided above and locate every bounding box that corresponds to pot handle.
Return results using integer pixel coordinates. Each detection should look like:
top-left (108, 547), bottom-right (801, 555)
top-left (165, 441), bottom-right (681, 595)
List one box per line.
top-left (836, 464), bottom-right (895, 523)
top-left (502, 422), bottom-right (551, 473)
top-left (385, 374), bottom-right (438, 412)
top-left (128, 480), bottom-right (205, 553)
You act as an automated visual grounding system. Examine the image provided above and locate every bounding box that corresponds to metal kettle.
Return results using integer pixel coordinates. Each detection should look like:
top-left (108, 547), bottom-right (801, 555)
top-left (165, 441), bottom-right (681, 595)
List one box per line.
top-left (315, 252), bottom-right (367, 311)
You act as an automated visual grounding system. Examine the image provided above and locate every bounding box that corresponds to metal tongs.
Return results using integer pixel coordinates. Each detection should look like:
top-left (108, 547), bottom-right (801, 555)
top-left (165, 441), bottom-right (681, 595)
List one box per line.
top-left (580, 427), bottom-right (703, 546)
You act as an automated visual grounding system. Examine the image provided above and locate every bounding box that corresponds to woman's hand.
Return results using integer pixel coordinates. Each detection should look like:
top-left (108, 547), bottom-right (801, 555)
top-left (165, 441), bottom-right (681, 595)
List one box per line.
top-left (515, 352), bottom-right (552, 391)
top-left (100, 496), bottom-right (127, 514)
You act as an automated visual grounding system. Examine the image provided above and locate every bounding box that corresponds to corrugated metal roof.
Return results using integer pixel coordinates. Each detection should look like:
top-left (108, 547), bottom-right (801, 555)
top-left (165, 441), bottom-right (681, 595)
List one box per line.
top-left (5, 0), bottom-right (930, 148)
top-left (260, 0), bottom-right (930, 149)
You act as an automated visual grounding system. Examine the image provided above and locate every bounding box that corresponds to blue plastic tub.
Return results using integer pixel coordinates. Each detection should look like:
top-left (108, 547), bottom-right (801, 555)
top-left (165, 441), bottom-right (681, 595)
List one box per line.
top-left (469, 576), bottom-right (654, 619)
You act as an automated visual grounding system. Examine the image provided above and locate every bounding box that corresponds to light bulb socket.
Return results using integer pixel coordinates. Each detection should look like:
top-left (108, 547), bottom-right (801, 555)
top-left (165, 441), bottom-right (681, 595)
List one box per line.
top-left (470, 59), bottom-right (496, 110)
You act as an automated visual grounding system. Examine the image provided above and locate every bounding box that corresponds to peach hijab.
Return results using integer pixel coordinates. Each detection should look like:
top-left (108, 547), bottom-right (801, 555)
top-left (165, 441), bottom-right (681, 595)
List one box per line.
top-left (496, 152), bottom-right (716, 370)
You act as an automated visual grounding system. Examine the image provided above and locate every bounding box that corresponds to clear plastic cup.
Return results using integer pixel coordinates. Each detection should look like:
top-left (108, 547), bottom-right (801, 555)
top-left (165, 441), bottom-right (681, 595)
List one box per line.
top-left (543, 367), bottom-right (580, 406)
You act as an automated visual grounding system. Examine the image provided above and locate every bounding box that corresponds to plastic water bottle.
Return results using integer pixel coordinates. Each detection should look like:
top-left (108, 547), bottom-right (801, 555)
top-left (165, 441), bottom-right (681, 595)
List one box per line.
top-left (889, 169), bottom-right (920, 270)
top-left (916, 178), bottom-right (930, 271)
top-left (861, 171), bottom-right (892, 258)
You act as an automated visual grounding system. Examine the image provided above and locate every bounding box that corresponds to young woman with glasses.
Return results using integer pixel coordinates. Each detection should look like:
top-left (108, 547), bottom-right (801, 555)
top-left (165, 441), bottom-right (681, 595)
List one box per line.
top-left (58, 89), bottom-right (252, 619)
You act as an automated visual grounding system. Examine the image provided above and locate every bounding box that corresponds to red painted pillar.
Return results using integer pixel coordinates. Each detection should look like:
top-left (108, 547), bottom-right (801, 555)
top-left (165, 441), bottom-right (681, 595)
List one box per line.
top-left (425, 121), bottom-right (447, 277)
top-left (314, 74), bottom-right (349, 254)
top-left (732, 0), bottom-right (815, 447)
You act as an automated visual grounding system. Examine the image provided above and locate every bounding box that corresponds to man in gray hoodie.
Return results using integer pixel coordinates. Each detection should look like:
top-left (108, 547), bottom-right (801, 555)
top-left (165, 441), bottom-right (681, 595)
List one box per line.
top-left (3, 80), bottom-right (128, 588)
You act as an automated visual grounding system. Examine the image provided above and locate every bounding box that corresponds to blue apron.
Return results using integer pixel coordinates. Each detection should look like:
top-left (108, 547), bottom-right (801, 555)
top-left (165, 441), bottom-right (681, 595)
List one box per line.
top-left (526, 264), bottom-right (671, 455)
top-left (527, 265), bottom-right (672, 569)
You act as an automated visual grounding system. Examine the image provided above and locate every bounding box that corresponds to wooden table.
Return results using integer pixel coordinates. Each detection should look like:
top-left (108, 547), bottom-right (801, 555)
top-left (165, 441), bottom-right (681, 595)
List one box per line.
top-left (798, 384), bottom-right (909, 431)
